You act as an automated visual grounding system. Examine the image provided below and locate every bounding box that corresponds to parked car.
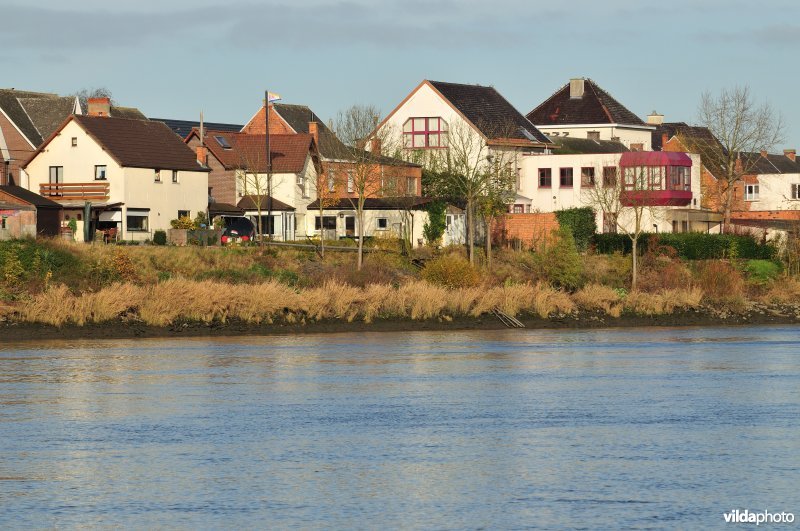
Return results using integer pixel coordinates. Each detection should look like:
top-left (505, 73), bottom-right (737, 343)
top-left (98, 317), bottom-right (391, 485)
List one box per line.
top-left (220, 216), bottom-right (255, 244)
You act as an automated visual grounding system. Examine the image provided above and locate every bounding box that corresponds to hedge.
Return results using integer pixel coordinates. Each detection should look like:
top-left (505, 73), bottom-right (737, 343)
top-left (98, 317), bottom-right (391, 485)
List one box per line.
top-left (591, 232), bottom-right (776, 260)
top-left (555, 207), bottom-right (596, 252)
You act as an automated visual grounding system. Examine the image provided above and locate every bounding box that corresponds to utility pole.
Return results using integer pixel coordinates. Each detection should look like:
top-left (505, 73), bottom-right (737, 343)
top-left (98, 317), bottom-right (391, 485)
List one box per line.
top-left (264, 90), bottom-right (272, 243)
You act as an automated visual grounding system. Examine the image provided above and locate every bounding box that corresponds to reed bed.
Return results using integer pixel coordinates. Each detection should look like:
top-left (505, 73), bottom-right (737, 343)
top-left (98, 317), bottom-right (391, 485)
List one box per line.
top-left (2, 279), bottom-right (708, 327)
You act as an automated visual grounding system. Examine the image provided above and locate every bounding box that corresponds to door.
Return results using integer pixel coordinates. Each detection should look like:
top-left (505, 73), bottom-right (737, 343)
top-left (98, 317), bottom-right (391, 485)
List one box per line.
top-left (345, 216), bottom-right (355, 237)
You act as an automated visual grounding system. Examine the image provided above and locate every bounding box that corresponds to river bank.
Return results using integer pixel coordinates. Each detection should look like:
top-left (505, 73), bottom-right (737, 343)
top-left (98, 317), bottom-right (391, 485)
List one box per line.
top-left (3, 303), bottom-right (799, 341)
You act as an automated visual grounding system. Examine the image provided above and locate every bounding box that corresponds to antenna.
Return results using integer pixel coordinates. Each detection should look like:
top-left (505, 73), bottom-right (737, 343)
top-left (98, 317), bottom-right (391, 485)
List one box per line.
top-left (199, 111), bottom-right (204, 146)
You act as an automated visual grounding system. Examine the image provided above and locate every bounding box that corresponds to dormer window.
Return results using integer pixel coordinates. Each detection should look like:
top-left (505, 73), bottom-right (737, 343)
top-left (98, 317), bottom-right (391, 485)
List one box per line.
top-left (214, 135), bottom-right (232, 149)
top-left (403, 117), bottom-right (448, 149)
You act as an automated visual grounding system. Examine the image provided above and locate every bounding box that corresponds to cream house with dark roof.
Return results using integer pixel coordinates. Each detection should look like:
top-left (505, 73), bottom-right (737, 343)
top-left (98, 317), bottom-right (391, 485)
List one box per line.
top-left (22, 113), bottom-right (208, 242)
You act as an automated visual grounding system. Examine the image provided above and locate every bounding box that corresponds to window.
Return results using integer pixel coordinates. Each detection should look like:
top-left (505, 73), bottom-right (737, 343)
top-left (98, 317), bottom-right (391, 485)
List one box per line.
top-left (95, 165), bottom-right (107, 180)
top-left (587, 131), bottom-right (600, 140)
top-left (376, 217), bottom-right (389, 230)
top-left (126, 214), bottom-right (149, 232)
top-left (49, 166), bottom-right (63, 184)
top-left (538, 168), bottom-right (552, 188)
top-left (745, 184), bottom-right (759, 201)
top-left (581, 167), bottom-right (595, 187)
top-left (603, 212), bottom-right (618, 234)
top-left (512, 205), bottom-right (524, 214)
top-left (71, 137), bottom-right (77, 147)
top-left (630, 143), bottom-right (644, 151)
top-left (648, 166), bottom-right (663, 189)
top-left (154, 169), bottom-right (162, 182)
top-left (254, 216), bottom-right (276, 235)
top-left (347, 172), bottom-right (354, 193)
top-left (172, 170), bottom-right (179, 183)
top-left (1, 216), bottom-right (6, 229)
top-left (214, 136), bottom-right (232, 149)
top-left (559, 167), bottom-right (573, 187)
top-left (177, 210), bottom-right (190, 219)
top-left (407, 177), bottom-right (416, 195)
top-left (602, 167), bottom-right (617, 187)
top-left (791, 184), bottom-right (800, 200)
top-left (315, 216), bottom-right (337, 230)
top-left (669, 166), bottom-right (690, 190)
top-left (402, 117), bottom-right (448, 149)
top-left (327, 172), bottom-right (336, 193)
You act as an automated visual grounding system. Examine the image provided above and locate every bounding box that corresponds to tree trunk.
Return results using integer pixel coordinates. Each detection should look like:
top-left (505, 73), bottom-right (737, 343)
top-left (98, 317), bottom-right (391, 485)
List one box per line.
top-left (357, 209), bottom-right (364, 271)
top-left (484, 214), bottom-right (492, 270)
top-left (722, 183), bottom-right (735, 233)
top-left (318, 209), bottom-right (326, 260)
top-left (466, 198), bottom-right (474, 264)
top-left (631, 236), bottom-right (638, 290)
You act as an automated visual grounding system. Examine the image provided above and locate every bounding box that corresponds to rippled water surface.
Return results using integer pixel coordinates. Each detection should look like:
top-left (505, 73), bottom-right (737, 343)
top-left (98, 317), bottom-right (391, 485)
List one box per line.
top-left (1, 326), bottom-right (799, 529)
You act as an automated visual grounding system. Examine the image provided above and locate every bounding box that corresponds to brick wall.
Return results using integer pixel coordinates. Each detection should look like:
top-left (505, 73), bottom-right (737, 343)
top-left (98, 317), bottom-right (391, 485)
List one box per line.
top-left (493, 212), bottom-right (559, 249)
top-left (187, 136), bottom-right (237, 205)
top-left (241, 106), bottom-right (295, 135)
top-left (0, 208), bottom-right (36, 240)
top-left (0, 112), bottom-right (36, 185)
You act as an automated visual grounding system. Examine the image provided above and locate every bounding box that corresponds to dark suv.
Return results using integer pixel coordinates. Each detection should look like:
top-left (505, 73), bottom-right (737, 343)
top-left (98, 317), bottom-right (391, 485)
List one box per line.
top-left (221, 216), bottom-right (255, 244)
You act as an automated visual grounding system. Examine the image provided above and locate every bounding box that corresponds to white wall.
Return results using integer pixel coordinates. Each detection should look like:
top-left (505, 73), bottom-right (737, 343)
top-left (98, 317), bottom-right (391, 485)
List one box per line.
top-left (748, 172), bottom-right (800, 211)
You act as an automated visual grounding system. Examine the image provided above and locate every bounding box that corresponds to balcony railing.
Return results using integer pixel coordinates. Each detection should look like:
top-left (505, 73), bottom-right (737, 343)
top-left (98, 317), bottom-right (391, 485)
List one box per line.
top-left (40, 182), bottom-right (110, 202)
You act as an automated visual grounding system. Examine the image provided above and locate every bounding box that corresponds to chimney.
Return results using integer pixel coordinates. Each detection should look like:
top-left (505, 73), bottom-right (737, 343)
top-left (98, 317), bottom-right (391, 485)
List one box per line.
top-left (647, 111), bottom-right (664, 125)
top-left (760, 149), bottom-right (768, 158)
top-left (196, 146), bottom-right (208, 165)
top-left (88, 97), bottom-right (111, 117)
top-left (569, 78), bottom-right (585, 99)
top-left (662, 133), bottom-right (669, 149)
top-left (370, 137), bottom-right (382, 155)
top-left (784, 149), bottom-right (796, 162)
top-left (308, 121), bottom-right (319, 146)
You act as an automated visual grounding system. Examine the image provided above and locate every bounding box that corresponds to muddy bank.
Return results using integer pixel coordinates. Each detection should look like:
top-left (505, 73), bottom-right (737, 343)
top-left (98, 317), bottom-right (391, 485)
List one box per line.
top-left (2, 305), bottom-right (799, 342)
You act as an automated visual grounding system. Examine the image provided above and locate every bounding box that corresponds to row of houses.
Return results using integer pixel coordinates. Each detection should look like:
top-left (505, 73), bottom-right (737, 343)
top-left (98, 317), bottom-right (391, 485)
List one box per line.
top-left (0, 78), bottom-right (797, 244)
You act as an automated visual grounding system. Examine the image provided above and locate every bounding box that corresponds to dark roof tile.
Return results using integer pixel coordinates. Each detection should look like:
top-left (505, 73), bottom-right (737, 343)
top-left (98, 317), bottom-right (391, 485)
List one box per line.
top-left (202, 131), bottom-right (315, 174)
top-left (527, 79), bottom-right (645, 127)
top-left (152, 118), bottom-right (243, 139)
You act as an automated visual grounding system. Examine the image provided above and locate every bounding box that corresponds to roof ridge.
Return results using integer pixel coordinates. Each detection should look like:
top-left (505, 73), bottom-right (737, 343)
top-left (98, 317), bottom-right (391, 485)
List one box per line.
top-left (527, 80), bottom-right (570, 117)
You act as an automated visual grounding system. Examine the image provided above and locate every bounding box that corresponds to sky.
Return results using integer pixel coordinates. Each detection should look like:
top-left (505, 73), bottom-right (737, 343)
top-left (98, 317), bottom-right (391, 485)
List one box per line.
top-left (2, 0), bottom-right (799, 149)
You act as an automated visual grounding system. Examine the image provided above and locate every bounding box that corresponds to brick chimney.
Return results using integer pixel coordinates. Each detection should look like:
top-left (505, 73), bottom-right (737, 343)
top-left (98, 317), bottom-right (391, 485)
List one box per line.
top-left (196, 146), bottom-right (208, 165)
top-left (370, 138), bottom-right (382, 155)
top-left (784, 149), bottom-right (796, 162)
top-left (661, 133), bottom-right (669, 150)
top-left (88, 97), bottom-right (111, 117)
top-left (760, 149), bottom-right (768, 158)
top-left (569, 78), bottom-right (585, 99)
top-left (308, 122), bottom-right (319, 146)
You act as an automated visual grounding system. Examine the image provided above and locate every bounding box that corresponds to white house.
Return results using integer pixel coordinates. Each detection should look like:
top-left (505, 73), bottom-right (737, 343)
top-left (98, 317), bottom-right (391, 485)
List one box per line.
top-left (22, 112), bottom-right (209, 242)
top-left (527, 78), bottom-right (655, 151)
top-left (516, 136), bottom-right (712, 234)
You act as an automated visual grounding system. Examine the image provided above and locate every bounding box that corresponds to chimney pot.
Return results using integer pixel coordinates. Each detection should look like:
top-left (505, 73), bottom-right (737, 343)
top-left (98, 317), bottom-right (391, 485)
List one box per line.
top-left (569, 78), bottom-right (585, 99)
top-left (87, 97), bottom-right (111, 117)
top-left (784, 149), bottom-right (796, 162)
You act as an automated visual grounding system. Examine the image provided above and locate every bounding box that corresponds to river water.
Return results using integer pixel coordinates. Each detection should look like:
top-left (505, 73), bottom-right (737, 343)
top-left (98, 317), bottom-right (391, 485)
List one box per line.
top-left (1, 326), bottom-right (798, 529)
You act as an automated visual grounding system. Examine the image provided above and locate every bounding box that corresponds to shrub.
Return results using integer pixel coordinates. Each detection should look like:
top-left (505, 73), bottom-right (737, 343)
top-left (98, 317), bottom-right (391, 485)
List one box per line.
top-left (423, 201), bottom-right (447, 245)
top-left (153, 230), bottom-right (167, 246)
top-left (583, 253), bottom-right (631, 289)
top-left (592, 232), bottom-right (775, 260)
top-left (534, 227), bottom-right (584, 290)
top-left (555, 207), bottom-right (596, 252)
top-left (574, 284), bottom-right (623, 317)
top-left (170, 216), bottom-right (196, 230)
top-left (694, 260), bottom-right (745, 305)
top-left (421, 254), bottom-right (481, 289)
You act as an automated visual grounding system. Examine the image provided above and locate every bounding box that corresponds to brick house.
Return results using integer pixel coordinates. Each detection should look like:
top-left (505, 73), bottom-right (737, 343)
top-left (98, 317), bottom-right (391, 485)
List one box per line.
top-left (0, 185), bottom-right (62, 239)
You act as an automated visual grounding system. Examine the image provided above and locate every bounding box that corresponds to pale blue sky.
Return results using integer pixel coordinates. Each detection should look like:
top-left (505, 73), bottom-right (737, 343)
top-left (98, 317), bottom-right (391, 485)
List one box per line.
top-left (2, 0), bottom-right (799, 148)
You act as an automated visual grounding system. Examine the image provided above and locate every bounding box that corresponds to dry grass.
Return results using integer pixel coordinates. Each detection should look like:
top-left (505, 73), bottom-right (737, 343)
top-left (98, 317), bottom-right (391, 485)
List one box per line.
top-left (762, 277), bottom-right (800, 305)
top-left (574, 284), bottom-right (623, 317)
top-left (624, 288), bottom-right (703, 315)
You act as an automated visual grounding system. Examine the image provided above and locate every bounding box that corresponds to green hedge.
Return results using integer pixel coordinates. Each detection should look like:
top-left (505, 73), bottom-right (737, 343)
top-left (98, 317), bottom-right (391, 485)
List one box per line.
top-left (591, 232), bottom-right (776, 260)
top-left (555, 207), bottom-right (596, 252)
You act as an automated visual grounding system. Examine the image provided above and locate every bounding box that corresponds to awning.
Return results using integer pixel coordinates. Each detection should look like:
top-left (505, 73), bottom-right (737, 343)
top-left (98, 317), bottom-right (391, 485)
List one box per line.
top-left (620, 151), bottom-right (692, 167)
top-left (99, 210), bottom-right (122, 222)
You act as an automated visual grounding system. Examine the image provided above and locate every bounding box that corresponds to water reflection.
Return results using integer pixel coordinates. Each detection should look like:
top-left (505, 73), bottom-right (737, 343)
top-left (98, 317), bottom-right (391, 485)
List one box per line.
top-left (1, 326), bottom-right (799, 528)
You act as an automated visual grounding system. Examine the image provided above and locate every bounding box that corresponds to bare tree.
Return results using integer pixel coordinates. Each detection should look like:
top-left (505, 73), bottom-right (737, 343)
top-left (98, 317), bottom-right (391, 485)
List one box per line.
top-left (584, 164), bottom-right (660, 289)
top-left (234, 136), bottom-right (281, 247)
top-left (694, 86), bottom-right (784, 231)
top-left (311, 167), bottom-right (340, 259)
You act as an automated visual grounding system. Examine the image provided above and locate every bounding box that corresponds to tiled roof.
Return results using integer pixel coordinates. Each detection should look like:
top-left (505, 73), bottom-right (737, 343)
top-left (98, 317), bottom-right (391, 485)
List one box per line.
top-left (71, 115), bottom-right (208, 172)
top-left (306, 196), bottom-right (434, 210)
top-left (738, 152), bottom-right (800, 175)
top-left (428, 81), bottom-right (550, 144)
top-left (652, 122), bottom-right (720, 151)
top-left (527, 79), bottom-right (646, 127)
top-left (152, 118), bottom-right (243, 139)
top-left (237, 195), bottom-right (295, 211)
top-left (203, 130), bottom-right (315, 174)
top-left (109, 106), bottom-right (147, 120)
top-left (17, 96), bottom-right (78, 140)
top-left (548, 136), bottom-right (629, 154)
top-left (0, 184), bottom-right (62, 208)
top-left (0, 89), bottom-right (57, 145)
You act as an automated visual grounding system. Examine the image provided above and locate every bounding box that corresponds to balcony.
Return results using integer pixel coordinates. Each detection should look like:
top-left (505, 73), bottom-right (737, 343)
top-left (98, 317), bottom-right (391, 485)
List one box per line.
top-left (40, 182), bottom-right (110, 202)
top-left (619, 151), bottom-right (693, 207)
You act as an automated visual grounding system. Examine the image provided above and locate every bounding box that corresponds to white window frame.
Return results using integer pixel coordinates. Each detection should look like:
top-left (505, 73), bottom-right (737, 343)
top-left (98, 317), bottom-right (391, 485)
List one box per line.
top-left (172, 170), bottom-right (179, 183)
top-left (745, 184), bottom-right (759, 201)
top-left (376, 217), bottom-right (389, 230)
top-left (95, 165), bottom-right (107, 181)
top-left (347, 172), bottom-right (354, 193)
top-left (154, 169), bottom-right (162, 183)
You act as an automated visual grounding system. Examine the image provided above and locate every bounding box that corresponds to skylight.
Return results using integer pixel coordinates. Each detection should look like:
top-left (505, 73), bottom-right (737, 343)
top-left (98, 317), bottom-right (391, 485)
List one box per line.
top-left (214, 135), bottom-right (232, 149)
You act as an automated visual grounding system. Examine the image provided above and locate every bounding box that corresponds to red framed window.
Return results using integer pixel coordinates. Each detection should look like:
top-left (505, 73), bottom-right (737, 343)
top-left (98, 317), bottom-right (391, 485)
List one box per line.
top-left (560, 168), bottom-right (573, 187)
top-left (538, 168), bottom-right (552, 188)
top-left (580, 167), bottom-right (595, 187)
top-left (403, 117), bottom-right (449, 149)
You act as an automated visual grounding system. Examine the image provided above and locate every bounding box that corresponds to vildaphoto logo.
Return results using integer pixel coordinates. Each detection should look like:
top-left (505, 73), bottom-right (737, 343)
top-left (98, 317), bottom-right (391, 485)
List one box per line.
top-left (723, 509), bottom-right (795, 525)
